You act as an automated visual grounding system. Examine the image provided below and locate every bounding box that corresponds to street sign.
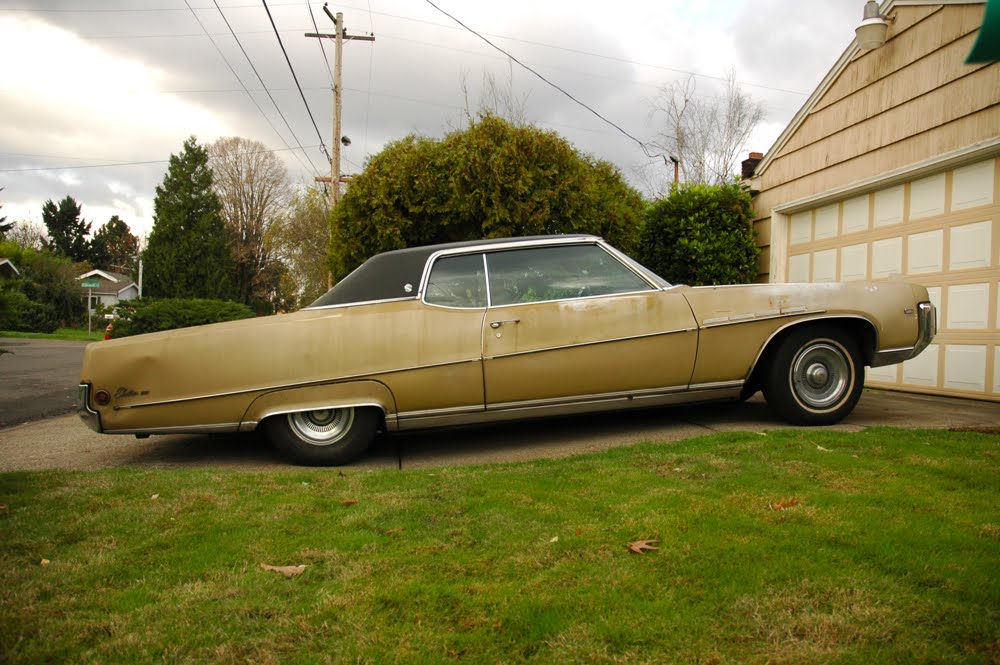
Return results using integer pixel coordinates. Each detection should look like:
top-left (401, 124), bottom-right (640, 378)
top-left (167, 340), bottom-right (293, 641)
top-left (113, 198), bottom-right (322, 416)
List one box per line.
top-left (81, 280), bottom-right (100, 288)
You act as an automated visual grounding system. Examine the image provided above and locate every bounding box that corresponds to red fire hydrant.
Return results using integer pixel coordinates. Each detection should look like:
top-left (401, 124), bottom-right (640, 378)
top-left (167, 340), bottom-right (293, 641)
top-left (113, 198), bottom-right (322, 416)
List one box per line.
top-left (104, 322), bottom-right (114, 340)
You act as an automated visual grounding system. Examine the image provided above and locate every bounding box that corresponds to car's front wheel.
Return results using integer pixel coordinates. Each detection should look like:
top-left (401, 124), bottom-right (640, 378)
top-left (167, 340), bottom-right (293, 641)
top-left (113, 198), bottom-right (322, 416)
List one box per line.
top-left (263, 406), bottom-right (378, 466)
top-left (763, 327), bottom-right (863, 425)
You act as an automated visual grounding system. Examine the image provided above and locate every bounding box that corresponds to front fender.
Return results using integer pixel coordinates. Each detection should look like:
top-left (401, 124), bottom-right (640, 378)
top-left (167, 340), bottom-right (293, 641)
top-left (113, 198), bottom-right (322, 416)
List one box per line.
top-left (240, 380), bottom-right (398, 432)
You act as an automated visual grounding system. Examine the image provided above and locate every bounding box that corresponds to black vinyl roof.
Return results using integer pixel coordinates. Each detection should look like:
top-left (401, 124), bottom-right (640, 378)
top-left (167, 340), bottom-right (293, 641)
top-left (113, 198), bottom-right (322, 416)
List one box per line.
top-left (307, 235), bottom-right (596, 308)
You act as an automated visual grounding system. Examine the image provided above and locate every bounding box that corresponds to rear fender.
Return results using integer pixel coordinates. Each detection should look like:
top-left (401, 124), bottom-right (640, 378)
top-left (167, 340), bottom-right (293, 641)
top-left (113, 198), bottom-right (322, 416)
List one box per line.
top-left (240, 380), bottom-right (397, 432)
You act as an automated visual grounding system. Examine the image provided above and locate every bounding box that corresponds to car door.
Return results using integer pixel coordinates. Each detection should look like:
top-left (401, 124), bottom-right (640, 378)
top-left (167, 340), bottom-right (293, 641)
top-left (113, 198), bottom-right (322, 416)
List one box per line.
top-left (390, 253), bottom-right (488, 428)
top-left (481, 243), bottom-right (698, 409)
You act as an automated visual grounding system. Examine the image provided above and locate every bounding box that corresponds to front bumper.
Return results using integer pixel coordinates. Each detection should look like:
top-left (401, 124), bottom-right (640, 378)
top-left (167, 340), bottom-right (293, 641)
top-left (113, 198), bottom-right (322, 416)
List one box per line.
top-left (870, 301), bottom-right (937, 367)
top-left (77, 384), bottom-right (103, 433)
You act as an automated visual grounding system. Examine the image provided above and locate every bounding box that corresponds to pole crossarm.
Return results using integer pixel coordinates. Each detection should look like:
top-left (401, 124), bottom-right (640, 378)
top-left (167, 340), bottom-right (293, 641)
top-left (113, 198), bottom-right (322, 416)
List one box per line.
top-left (305, 32), bottom-right (375, 42)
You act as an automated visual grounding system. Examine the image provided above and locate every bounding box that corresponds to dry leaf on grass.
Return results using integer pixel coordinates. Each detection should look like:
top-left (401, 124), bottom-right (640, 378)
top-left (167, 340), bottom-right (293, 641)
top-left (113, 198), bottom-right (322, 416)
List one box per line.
top-left (40, 559), bottom-right (51, 566)
top-left (627, 540), bottom-right (659, 554)
top-left (769, 497), bottom-right (801, 511)
top-left (342, 500), bottom-right (358, 506)
top-left (259, 563), bottom-right (306, 577)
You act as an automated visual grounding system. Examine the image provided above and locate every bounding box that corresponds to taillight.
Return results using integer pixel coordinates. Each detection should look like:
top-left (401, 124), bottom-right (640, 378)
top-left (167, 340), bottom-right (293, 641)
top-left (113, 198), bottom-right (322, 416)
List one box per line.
top-left (94, 390), bottom-right (112, 406)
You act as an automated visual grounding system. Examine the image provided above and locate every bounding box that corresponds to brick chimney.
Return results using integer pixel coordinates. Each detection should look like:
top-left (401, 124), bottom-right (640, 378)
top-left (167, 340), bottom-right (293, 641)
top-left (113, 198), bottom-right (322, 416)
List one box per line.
top-left (741, 152), bottom-right (764, 179)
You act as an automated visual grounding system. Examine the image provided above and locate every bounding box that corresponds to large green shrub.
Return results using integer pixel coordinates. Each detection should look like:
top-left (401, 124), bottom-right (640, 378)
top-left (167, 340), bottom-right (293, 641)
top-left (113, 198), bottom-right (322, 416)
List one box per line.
top-left (638, 182), bottom-right (760, 286)
top-left (111, 298), bottom-right (254, 338)
top-left (0, 287), bottom-right (60, 334)
top-left (20, 300), bottom-right (61, 334)
top-left (330, 116), bottom-right (644, 280)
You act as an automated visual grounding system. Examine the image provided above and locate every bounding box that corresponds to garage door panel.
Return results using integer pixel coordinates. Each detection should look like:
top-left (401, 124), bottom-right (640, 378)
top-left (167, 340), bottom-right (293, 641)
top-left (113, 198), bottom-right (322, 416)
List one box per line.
top-left (782, 157), bottom-right (998, 401)
top-left (949, 220), bottom-right (992, 270)
top-left (944, 345), bottom-right (987, 392)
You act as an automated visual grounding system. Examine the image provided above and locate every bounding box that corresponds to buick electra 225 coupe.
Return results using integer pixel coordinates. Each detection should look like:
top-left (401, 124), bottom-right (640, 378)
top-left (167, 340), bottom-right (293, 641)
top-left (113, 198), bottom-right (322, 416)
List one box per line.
top-left (79, 235), bottom-right (936, 465)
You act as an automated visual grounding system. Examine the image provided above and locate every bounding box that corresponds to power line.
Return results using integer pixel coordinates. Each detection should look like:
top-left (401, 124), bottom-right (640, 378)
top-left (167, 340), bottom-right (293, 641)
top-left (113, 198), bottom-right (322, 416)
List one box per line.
top-left (0, 159), bottom-right (168, 173)
top-left (183, 0), bottom-right (321, 175)
top-left (362, 0), bottom-right (376, 159)
top-left (421, 0), bottom-right (658, 158)
top-left (261, 0), bottom-right (330, 162)
top-left (29, 7), bottom-right (809, 97)
top-left (333, 4), bottom-right (810, 96)
top-left (0, 144), bottom-right (323, 173)
top-left (211, 0), bottom-right (319, 174)
top-left (306, 1), bottom-right (334, 86)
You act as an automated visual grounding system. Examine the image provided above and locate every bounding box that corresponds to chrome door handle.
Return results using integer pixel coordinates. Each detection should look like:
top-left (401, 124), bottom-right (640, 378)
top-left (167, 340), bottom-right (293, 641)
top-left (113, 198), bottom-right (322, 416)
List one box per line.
top-left (490, 319), bottom-right (520, 329)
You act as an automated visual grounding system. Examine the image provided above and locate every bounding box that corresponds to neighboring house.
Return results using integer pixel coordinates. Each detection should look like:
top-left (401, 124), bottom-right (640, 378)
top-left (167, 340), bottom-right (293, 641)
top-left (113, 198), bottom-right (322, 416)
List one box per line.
top-left (0, 258), bottom-right (18, 280)
top-left (746, 0), bottom-right (998, 402)
top-left (78, 269), bottom-right (139, 311)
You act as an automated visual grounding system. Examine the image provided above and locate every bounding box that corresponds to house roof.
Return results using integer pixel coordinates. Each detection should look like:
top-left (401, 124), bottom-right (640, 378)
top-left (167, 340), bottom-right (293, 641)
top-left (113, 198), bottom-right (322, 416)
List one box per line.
top-left (78, 269), bottom-right (137, 296)
top-left (755, 0), bottom-right (987, 177)
top-left (0, 258), bottom-right (19, 278)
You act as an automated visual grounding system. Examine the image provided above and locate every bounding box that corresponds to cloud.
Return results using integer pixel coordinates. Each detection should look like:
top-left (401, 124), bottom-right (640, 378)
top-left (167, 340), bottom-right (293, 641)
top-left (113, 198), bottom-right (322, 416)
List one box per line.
top-left (1, 1), bottom-right (865, 236)
top-left (0, 15), bottom-right (237, 236)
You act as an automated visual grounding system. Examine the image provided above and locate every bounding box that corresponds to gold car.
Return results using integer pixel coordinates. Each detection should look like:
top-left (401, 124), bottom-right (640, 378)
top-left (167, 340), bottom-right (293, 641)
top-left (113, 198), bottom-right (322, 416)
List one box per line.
top-left (79, 235), bottom-right (936, 465)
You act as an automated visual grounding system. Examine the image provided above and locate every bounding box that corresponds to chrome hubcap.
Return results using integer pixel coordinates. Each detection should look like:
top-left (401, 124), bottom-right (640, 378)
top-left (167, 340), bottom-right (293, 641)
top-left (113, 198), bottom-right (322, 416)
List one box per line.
top-left (806, 362), bottom-right (829, 388)
top-left (791, 343), bottom-right (850, 410)
top-left (287, 408), bottom-right (355, 446)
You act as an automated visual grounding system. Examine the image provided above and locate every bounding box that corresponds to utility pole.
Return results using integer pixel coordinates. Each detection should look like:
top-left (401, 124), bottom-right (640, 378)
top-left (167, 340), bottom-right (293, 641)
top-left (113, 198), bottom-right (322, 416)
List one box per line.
top-left (306, 8), bottom-right (374, 208)
top-left (306, 7), bottom-right (374, 287)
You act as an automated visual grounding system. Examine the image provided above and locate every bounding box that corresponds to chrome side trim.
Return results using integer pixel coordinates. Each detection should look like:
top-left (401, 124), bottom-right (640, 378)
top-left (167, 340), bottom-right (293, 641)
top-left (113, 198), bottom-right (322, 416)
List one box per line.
top-left (113, 359), bottom-right (479, 410)
top-left (106, 423), bottom-right (242, 436)
top-left (395, 384), bottom-right (743, 431)
top-left (688, 380), bottom-right (745, 391)
top-left (253, 401), bottom-right (386, 424)
top-left (418, 238), bottom-right (664, 307)
top-left (745, 313), bottom-right (879, 374)
top-left (870, 346), bottom-right (917, 367)
top-left (394, 404), bottom-right (485, 419)
top-left (484, 326), bottom-right (697, 360)
top-left (488, 384), bottom-right (692, 412)
top-left (77, 384), bottom-right (102, 433)
top-left (700, 309), bottom-right (824, 328)
top-left (303, 296), bottom-right (415, 312)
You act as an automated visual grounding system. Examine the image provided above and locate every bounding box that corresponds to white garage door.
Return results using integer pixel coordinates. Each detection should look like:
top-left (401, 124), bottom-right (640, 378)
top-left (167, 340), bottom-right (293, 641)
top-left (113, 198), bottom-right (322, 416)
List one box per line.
top-left (784, 157), bottom-right (999, 401)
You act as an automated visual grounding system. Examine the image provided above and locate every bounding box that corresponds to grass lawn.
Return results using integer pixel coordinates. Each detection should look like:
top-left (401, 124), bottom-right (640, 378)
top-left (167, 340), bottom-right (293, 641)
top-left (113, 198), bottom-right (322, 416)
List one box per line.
top-left (0, 328), bottom-right (104, 342)
top-left (1, 428), bottom-right (997, 663)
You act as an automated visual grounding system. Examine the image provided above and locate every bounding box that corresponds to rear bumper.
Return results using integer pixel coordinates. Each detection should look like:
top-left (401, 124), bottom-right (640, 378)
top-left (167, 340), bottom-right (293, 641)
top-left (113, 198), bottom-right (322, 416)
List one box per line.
top-left (77, 384), bottom-right (103, 433)
top-left (870, 301), bottom-right (937, 367)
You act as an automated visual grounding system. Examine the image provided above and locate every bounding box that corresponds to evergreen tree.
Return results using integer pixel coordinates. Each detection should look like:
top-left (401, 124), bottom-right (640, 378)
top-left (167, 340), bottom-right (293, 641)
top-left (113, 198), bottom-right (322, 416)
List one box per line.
top-left (42, 195), bottom-right (91, 261)
top-left (143, 137), bottom-right (236, 300)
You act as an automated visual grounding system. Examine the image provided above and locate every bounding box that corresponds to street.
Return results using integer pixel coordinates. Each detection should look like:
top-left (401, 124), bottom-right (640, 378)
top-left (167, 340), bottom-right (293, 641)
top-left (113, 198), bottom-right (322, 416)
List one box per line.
top-left (0, 338), bottom-right (89, 427)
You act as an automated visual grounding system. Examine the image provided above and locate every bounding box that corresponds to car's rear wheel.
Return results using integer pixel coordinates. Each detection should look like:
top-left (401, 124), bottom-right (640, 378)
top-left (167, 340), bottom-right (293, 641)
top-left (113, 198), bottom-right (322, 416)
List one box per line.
top-left (763, 327), bottom-right (863, 425)
top-left (264, 406), bottom-right (378, 466)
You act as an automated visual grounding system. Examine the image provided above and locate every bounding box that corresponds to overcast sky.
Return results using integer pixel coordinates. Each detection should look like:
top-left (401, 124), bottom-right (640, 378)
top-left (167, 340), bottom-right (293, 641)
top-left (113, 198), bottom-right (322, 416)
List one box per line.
top-left (0, 0), bottom-right (865, 240)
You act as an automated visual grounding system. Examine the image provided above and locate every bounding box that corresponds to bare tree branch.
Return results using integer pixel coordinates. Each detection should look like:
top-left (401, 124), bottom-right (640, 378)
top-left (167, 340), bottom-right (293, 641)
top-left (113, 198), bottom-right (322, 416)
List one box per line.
top-left (208, 137), bottom-right (290, 305)
top-left (649, 69), bottom-right (765, 186)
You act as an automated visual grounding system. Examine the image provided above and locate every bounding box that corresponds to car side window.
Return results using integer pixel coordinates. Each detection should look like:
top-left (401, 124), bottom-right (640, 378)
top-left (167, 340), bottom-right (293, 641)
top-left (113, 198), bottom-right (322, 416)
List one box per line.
top-left (486, 244), bottom-right (653, 306)
top-left (424, 254), bottom-right (487, 308)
